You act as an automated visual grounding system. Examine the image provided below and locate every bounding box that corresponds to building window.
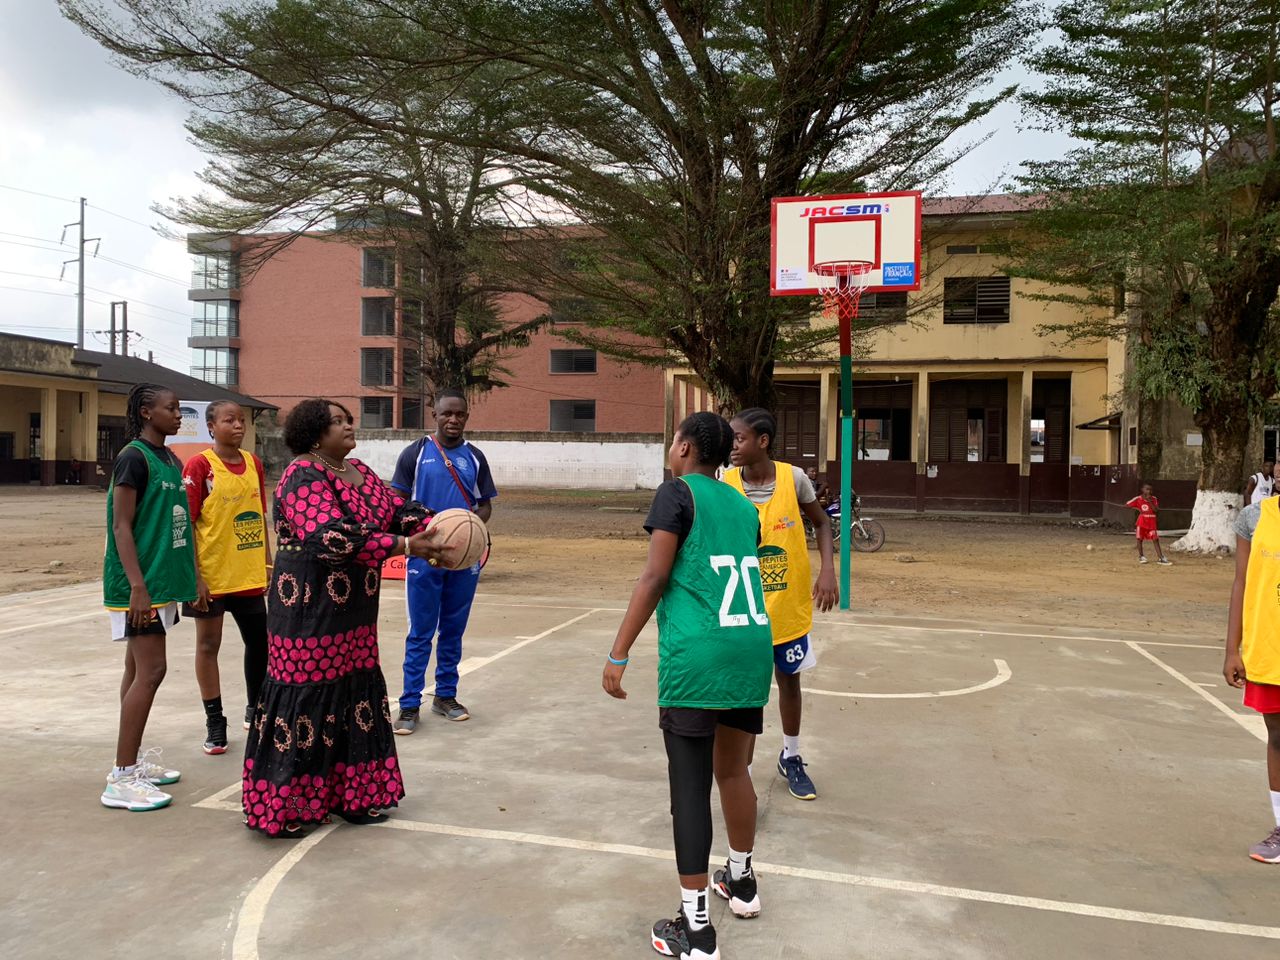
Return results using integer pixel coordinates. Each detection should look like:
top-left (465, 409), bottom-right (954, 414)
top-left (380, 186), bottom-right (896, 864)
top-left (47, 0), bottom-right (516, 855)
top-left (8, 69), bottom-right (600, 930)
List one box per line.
top-left (928, 379), bottom-right (1007, 462)
top-left (361, 397), bottom-right (394, 429)
top-left (943, 276), bottom-right (1011, 324)
top-left (361, 348), bottom-right (395, 387)
top-left (549, 399), bottom-right (596, 432)
top-left (362, 248), bottom-right (395, 288)
top-left (191, 347), bottom-right (239, 386)
top-left (402, 398), bottom-right (423, 431)
top-left (860, 291), bottom-right (908, 325)
top-left (0, 432), bottom-right (13, 461)
top-left (361, 297), bottom-right (395, 336)
top-left (29, 413), bottom-right (40, 459)
top-left (549, 349), bottom-right (598, 374)
top-left (191, 252), bottom-right (237, 290)
top-left (1032, 378), bottom-right (1070, 464)
top-left (945, 244), bottom-right (981, 255)
top-left (191, 300), bottom-right (239, 338)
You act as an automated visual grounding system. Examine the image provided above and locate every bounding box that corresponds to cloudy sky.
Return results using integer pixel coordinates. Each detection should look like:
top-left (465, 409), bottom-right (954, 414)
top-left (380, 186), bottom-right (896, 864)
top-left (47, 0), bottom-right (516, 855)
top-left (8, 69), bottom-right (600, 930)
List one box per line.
top-left (0, 1), bottom-right (1071, 376)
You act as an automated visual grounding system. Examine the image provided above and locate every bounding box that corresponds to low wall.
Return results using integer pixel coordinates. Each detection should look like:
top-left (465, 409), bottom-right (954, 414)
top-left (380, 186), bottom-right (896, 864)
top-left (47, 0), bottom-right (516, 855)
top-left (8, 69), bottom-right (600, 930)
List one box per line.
top-left (261, 429), bottom-right (667, 491)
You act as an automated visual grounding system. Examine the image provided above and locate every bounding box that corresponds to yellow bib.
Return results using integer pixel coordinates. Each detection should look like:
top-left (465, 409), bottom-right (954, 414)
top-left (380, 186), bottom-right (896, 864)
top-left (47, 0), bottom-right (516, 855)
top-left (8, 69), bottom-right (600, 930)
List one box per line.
top-left (1243, 497), bottom-right (1280, 685)
top-left (194, 450), bottom-right (267, 596)
top-left (724, 462), bottom-right (812, 644)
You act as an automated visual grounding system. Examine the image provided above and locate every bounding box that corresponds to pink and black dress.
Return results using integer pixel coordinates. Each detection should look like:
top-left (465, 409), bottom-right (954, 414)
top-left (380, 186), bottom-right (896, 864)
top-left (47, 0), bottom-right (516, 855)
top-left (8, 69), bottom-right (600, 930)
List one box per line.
top-left (243, 459), bottom-right (429, 836)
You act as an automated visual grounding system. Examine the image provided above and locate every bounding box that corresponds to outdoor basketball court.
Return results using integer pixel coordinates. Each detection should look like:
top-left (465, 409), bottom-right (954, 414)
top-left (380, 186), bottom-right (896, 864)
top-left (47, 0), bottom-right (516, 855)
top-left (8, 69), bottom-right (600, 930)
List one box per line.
top-left (1, 579), bottom-right (1275, 959)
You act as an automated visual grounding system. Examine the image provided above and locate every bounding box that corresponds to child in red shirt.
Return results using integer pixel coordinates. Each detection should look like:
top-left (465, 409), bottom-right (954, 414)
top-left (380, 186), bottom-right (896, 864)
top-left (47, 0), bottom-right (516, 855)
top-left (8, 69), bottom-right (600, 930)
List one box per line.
top-left (1126, 482), bottom-right (1172, 565)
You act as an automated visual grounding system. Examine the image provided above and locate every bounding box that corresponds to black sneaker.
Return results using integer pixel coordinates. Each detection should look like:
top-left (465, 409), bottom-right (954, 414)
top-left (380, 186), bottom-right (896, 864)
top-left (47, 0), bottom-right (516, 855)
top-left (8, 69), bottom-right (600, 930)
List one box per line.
top-left (393, 707), bottom-right (420, 736)
top-left (243, 704), bottom-right (253, 731)
top-left (431, 696), bottom-right (470, 721)
top-left (651, 910), bottom-right (718, 959)
top-left (203, 714), bottom-right (229, 755)
top-left (713, 861), bottom-right (761, 918)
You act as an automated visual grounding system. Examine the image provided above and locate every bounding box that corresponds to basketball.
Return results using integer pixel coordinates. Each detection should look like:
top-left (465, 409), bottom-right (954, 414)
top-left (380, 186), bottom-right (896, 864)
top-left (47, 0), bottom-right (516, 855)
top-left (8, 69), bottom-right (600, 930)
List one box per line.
top-left (429, 508), bottom-right (489, 570)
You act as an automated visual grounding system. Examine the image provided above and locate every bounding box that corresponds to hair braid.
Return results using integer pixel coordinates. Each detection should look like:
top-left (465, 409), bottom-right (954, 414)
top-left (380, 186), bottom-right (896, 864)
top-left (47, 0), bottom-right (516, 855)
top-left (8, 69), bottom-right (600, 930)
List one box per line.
top-left (125, 383), bottom-right (167, 441)
top-left (677, 411), bottom-right (734, 467)
top-left (733, 407), bottom-right (777, 454)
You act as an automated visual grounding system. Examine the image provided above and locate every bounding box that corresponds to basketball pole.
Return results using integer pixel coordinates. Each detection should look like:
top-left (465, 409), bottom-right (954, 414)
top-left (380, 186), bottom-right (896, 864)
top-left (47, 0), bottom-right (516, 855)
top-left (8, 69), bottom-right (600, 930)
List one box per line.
top-left (838, 289), bottom-right (853, 611)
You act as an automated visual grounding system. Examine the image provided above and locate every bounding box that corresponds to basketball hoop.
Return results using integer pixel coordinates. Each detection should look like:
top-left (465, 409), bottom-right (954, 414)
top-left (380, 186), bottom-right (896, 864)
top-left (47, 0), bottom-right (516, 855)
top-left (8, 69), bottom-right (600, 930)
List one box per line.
top-left (814, 260), bottom-right (875, 321)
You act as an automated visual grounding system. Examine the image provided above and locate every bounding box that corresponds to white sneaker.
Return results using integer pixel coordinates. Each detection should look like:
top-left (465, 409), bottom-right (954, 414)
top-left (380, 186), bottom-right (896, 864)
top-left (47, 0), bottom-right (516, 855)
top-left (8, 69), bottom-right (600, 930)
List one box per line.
top-left (101, 769), bottom-right (172, 812)
top-left (136, 747), bottom-right (180, 785)
top-left (1138, 556), bottom-right (1149, 564)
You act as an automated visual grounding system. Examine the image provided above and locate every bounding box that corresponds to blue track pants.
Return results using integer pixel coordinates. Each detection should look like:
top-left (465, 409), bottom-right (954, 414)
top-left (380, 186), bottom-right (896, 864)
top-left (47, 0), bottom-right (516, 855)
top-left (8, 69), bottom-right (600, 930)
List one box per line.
top-left (399, 557), bottom-right (479, 707)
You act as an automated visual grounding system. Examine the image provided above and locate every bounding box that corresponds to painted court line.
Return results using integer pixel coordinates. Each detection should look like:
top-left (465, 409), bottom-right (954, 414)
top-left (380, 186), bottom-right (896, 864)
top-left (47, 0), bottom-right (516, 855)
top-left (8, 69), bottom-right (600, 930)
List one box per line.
top-left (0, 610), bottom-right (101, 636)
top-left (4, 589), bottom-right (100, 612)
top-left (806, 658), bottom-right (1011, 699)
top-left (814, 618), bottom-right (1219, 650)
top-left (231, 821), bottom-right (337, 960)
top-left (208, 806), bottom-right (1280, 944)
top-left (1125, 642), bottom-right (1266, 743)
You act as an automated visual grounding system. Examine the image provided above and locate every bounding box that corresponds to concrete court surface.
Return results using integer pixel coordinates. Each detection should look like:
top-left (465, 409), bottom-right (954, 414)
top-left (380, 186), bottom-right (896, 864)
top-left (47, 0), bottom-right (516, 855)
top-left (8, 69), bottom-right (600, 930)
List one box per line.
top-left (1, 580), bottom-right (1277, 960)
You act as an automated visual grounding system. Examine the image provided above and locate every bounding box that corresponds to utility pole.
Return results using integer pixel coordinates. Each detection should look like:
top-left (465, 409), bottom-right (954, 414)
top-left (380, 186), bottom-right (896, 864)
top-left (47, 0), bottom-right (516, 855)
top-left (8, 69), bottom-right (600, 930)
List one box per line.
top-left (61, 198), bottom-right (98, 349)
top-left (120, 301), bottom-right (129, 357)
top-left (109, 301), bottom-right (127, 355)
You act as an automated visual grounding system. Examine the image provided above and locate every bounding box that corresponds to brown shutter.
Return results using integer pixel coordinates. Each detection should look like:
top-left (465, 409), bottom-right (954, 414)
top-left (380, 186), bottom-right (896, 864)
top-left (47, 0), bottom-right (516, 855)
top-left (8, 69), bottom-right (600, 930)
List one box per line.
top-left (929, 405), bottom-right (949, 462)
top-left (985, 408), bottom-right (1004, 461)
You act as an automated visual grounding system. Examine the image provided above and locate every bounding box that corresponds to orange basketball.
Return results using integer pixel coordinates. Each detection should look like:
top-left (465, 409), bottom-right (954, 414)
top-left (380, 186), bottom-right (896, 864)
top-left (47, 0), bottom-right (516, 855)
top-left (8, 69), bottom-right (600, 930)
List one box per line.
top-left (429, 508), bottom-right (489, 570)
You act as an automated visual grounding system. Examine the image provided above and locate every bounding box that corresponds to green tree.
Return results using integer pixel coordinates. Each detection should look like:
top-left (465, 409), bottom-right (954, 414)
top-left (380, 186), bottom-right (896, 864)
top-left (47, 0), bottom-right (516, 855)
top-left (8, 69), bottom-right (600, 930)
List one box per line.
top-left (60, 0), bottom-right (548, 399)
top-left (1011, 0), bottom-right (1280, 550)
top-left (434, 0), bottom-right (1032, 409)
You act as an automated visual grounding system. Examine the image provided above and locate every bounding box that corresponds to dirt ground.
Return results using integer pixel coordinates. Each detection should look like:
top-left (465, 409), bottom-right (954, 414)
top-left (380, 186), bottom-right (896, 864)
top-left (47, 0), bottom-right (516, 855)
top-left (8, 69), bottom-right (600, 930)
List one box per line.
top-left (1, 483), bottom-right (1234, 637)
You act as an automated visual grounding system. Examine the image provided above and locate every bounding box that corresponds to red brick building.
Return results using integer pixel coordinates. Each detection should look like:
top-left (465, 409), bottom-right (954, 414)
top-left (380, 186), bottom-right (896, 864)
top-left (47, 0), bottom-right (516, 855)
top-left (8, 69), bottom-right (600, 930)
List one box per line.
top-left (188, 231), bottom-right (663, 434)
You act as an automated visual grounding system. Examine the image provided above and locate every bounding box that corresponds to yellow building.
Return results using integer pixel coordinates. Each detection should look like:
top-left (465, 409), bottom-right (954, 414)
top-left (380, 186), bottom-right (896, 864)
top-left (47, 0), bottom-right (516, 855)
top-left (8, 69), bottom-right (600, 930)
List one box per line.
top-left (0, 333), bottom-right (274, 485)
top-left (666, 195), bottom-right (1176, 520)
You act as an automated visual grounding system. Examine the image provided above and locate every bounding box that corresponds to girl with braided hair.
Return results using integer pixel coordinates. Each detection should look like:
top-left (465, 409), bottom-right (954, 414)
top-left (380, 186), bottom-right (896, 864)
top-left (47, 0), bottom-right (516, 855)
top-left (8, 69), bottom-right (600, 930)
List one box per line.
top-left (101, 383), bottom-right (200, 812)
top-left (603, 412), bottom-right (773, 960)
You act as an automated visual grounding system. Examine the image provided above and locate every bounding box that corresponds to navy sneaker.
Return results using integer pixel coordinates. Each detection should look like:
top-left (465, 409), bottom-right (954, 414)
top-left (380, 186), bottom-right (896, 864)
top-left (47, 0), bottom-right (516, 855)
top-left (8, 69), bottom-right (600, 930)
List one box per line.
top-left (777, 751), bottom-right (817, 800)
top-left (651, 910), bottom-right (718, 959)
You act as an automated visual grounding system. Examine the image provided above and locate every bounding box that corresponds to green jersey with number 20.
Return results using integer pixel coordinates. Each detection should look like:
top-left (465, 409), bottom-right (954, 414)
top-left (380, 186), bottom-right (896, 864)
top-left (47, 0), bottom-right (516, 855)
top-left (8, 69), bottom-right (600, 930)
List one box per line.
top-left (655, 473), bottom-right (774, 708)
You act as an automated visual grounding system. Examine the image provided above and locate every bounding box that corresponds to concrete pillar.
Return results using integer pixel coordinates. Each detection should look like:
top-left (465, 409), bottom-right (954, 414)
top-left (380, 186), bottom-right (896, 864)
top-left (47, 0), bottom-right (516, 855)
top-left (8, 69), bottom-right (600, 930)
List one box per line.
top-left (1015, 371), bottom-right (1032, 475)
top-left (80, 388), bottom-right (99, 466)
top-left (914, 372), bottom-right (929, 472)
top-left (1016, 371), bottom-right (1033, 514)
top-left (39, 387), bottom-right (57, 485)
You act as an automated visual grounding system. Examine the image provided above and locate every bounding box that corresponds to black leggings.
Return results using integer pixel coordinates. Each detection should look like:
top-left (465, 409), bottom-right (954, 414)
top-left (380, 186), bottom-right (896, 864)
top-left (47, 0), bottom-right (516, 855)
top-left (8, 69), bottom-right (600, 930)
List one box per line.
top-left (664, 730), bottom-right (716, 876)
top-left (226, 602), bottom-right (268, 708)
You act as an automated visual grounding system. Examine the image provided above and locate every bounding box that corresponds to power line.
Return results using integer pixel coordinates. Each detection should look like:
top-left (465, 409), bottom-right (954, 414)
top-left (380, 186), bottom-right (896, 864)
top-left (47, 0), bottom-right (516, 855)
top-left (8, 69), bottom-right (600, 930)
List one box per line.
top-left (0, 183), bottom-right (77, 205)
top-left (87, 203), bottom-right (157, 231)
top-left (0, 236), bottom-right (190, 288)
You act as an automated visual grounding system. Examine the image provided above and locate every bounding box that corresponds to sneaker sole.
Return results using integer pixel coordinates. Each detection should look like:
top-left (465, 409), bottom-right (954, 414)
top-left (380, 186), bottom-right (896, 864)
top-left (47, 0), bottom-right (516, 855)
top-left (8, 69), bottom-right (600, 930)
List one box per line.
top-left (431, 708), bottom-right (470, 721)
top-left (203, 743), bottom-right (228, 755)
top-left (712, 883), bottom-right (761, 918)
top-left (149, 775), bottom-right (181, 784)
top-left (392, 727), bottom-right (416, 736)
top-left (650, 936), bottom-right (718, 960)
top-left (1249, 851), bottom-right (1280, 863)
top-left (101, 794), bottom-right (172, 812)
top-left (777, 763), bottom-right (817, 800)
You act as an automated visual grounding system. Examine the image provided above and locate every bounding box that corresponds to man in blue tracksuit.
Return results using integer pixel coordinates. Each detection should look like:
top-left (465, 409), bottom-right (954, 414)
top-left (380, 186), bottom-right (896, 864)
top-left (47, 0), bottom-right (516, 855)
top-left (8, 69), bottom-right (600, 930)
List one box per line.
top-left (390, 389), bottom-right (496, 734)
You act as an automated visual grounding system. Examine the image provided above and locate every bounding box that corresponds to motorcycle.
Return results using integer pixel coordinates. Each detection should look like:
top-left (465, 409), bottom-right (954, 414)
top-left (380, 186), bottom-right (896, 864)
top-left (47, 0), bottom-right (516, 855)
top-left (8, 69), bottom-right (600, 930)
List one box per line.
top-left (805, 494), bottom-right (886, 553)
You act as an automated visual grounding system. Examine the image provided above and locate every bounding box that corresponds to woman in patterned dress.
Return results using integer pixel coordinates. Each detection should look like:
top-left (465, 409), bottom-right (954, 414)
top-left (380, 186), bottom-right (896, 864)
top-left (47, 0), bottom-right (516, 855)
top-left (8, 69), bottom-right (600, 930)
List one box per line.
top-left (243, 398), bottom-right (445, 837)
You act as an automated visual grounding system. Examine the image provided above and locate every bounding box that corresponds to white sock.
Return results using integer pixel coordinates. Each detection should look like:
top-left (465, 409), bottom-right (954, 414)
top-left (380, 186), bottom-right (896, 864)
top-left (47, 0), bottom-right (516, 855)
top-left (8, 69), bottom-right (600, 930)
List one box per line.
top-left (782, 735), bottom-right (801, 759)
top-left (728, 847), bottom-right (753, 880)
top-left (111, 764), bottom-right (137, 779)
top-left (1271, 790), bottom-right (1280, 827)
top-left (681, 886), bottom-right (710, 930)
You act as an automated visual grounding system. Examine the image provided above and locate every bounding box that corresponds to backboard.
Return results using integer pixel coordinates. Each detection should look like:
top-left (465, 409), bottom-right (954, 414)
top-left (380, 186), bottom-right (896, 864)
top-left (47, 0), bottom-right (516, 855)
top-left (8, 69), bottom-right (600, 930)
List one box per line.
top-left (770, 190), bottom-right (922, 296)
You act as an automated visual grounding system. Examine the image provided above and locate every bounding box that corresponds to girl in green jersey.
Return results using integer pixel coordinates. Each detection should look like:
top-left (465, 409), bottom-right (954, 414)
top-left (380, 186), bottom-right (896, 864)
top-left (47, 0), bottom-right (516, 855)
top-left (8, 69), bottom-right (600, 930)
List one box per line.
top-left (101, 384), bottom-right (200, 813)
top-left (603, 412), bottom-right (773, 960)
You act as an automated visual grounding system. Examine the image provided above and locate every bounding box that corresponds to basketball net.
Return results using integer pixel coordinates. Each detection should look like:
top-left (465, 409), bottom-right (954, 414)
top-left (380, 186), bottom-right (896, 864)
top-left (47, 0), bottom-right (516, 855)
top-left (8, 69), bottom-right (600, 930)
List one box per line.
top-left (814, 260), bottom-right (874, 321)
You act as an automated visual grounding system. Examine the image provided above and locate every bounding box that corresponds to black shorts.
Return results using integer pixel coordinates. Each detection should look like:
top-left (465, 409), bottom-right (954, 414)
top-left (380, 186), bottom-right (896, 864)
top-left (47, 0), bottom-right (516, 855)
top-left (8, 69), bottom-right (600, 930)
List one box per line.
top-left (182, 593), bottom-right (267, 620)
top-left (658, 706), bottom-right (764, 738)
